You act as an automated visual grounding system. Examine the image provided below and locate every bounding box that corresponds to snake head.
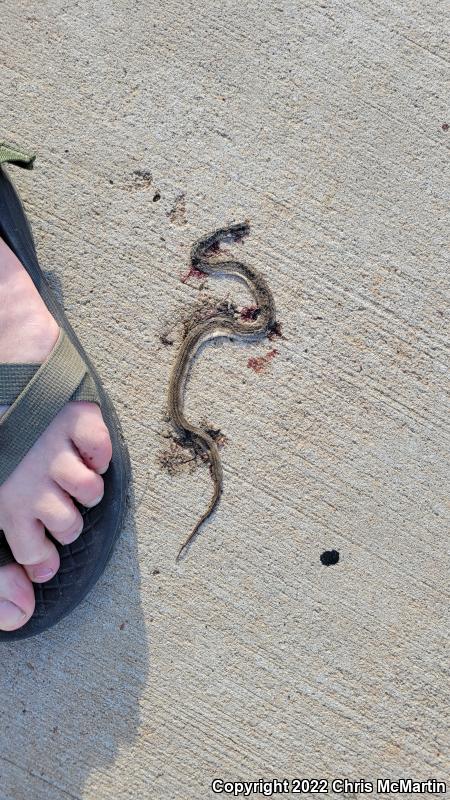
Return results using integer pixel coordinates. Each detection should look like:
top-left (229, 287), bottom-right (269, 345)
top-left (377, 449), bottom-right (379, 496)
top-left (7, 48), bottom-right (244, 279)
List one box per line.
top-left (191, 222), bottom-right (250, 265)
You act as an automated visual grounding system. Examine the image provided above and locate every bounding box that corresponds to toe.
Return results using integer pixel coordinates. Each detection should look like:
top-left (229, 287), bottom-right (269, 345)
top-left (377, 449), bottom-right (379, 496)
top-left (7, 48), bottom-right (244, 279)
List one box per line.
top-left (3, 516), bottom-right (60, 570)
top-left (23, 549), bottom-right (60, 584)
top-left (0, 564), bottom-right (35, 631)
top-left (34, 483), bottom-right (84, 544)
top-left (50, 447), bottom-right (104, 508)
top-left (67, 402), bottom-right (112, 474)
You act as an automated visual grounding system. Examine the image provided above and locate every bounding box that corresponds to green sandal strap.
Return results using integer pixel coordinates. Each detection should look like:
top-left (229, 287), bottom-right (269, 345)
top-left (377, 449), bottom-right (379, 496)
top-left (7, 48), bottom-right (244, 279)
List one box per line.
top-left (0, 363), bottom-right (98, 406)
top-left (0, 141), bottom-right (36, 169)
top-left (0, 364), bottom-right (38, 402)
top-left (0, 330), bottom-right (99, 486)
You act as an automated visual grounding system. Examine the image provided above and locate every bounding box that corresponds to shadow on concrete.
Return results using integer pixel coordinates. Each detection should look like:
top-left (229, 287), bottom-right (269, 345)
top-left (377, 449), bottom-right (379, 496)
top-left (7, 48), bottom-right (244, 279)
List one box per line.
top-left (0, 482), bottom-right (148, 800)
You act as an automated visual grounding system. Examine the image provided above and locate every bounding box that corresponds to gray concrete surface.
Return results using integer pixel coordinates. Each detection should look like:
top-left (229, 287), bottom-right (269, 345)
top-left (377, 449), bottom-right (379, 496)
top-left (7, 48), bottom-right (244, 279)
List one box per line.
top-left (0, 1), bottom-right (449, 798)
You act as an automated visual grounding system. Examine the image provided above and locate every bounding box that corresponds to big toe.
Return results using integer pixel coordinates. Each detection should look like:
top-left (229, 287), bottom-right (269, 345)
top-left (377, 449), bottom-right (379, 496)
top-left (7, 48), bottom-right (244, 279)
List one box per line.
top-left (0, 563), bottom-right (35, 631)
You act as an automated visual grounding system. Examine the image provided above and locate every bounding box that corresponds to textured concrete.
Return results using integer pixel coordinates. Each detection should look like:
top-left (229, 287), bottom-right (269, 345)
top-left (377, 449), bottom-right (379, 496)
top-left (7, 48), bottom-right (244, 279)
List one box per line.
top-left (0, 1), bottom-right (449, 798)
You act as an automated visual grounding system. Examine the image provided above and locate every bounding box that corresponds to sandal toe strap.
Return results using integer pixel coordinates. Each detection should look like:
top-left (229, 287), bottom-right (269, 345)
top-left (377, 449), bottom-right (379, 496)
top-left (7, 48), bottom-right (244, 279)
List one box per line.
top-left (0, 329), bottom-right (99, 487)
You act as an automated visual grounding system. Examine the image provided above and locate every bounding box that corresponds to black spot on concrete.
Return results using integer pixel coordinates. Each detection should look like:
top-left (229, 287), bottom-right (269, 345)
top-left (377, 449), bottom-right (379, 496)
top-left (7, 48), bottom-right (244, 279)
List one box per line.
top-left (153, 191), bottom-right (161, 202)
top-left (320, 549), bottom-right (339, 566)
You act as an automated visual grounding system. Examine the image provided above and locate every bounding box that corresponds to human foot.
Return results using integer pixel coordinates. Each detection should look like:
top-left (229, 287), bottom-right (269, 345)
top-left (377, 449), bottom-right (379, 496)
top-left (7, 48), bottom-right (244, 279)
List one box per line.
top-left (0, 236), bottom-right (112, 631)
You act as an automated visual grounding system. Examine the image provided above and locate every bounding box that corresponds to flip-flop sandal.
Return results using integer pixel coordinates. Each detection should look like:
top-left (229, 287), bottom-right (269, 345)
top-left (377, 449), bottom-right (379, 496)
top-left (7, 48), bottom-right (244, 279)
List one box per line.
top-left (0, 140), bottom-right (131, 640)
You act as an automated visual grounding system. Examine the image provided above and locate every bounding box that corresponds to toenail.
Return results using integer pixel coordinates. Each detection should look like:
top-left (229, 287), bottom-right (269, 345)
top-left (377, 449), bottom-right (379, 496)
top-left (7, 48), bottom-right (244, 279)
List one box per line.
top-left (98, 464), bottom-right (110, 475)
top-left (31, 568), bottom-right (55, 582)
top-left (0, 599), bottom-right (27, 625)
top-left (86, 493), bottom-right (104, 508)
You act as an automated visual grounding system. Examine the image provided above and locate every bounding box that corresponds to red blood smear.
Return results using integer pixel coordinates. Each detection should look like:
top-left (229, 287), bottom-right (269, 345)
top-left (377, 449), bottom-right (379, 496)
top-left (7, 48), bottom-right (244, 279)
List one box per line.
top-left (180, 266), bottom-right (206, 283)
top-left (247, 349), bottom-right (279, 373)
top-left (247, 356), bottom-right (266, 373)
top-left (240, 305), bottom-right (259, 321)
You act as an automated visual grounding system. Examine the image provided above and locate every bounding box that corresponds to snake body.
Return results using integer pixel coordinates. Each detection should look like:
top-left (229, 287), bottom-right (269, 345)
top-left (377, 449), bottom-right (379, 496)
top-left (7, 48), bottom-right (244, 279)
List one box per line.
top-left (168, 223), bottom-right (277, 560)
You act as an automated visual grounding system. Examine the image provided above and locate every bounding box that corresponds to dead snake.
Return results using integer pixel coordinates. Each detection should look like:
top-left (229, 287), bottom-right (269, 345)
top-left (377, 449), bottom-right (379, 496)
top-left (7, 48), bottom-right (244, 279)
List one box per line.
top-left (168, 223), bottom-right (277, 561)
